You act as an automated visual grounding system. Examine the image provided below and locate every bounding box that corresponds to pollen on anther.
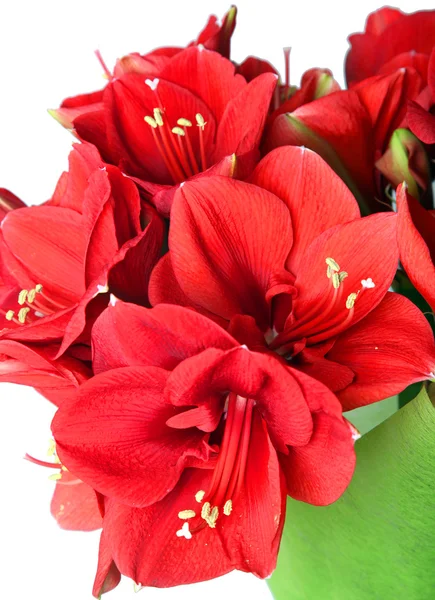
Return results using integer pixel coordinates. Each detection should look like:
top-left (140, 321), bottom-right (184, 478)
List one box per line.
top-left (332, 272), bottom-right (340, 289)
top-left (18, 307), bottom-right (30, 324)
top-left (223, 500), bottom-right (233, 516)
top-left (178, 509), bottom-right (196, 520)
top-left (144, 116), bottom-right (158, 128)
top-left (201, 501), bottom-right (211, 520)
top-left (339, 271), bottom-right (348, 283)
top-left (325, 257), bottom-right (340, 271)
top-left (27, 289), bottom-right (37, 303)
top-left (153, 108), bottom-right (164, 126)
top-left (177, 118), bottom-right (192, 127)
top-left (346, 292), bottom-right (358, 309)
top-left (172, 126), bottom-right (185, 136)
top-left (207, 506), bottom-right (219, 528)
top-left (196, 113), bottom-right (206, 129)
top-left (5, 310), bottom-right (14, 321)
top-left (195, 490), bottom-right (206, 503)
top-left (18, 289), bottom-right (28, 305)
top-left (35, 284), bottom-right (43, 293)
top-left (48, 473), bottom-right (62, 481)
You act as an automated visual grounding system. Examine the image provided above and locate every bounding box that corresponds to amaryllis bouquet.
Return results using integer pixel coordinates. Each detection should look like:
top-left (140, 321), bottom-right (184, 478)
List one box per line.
top-left (3, 5), bottom-right (435, 599)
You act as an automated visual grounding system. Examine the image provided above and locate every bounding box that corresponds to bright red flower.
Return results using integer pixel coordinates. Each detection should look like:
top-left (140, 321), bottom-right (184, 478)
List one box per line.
top-left (408, 49), bottom-right (435, 144)
top-left (265, 68), bottom-right (425, 212)
top-left (397, 182), bottom-right (435, 315)
top-left (0, 143), bottom-right (163, 355)
top-left (52, 46), bottom-right (277, 215)
top-left (52, 300), bottom-right (356, 592)
top-left (150, 147), bottom-right (435, 408)
top-left (346, 7), bottom-right (435, 87)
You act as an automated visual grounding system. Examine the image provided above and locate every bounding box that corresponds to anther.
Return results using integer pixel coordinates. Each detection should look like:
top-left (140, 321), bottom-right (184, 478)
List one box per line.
top-left (5, 310), bottom-right (14, 321)
top-left (339, 271), bottom-right (348, 283)
top-left (223, 500), bottom-right (233, 516)
top-left (172, 127), bottom-right (185, 136)
top-left (201, 502), bottom-right (211, 520)
top-left (48, 473), bottom-right (62, 481)
top-left (35, 284), bottom-right (43, 293)
top-left (332, 272), bottom-right (340, 289)
top-left (325, 257), bottom-right (340, 271)
top-left (18, 307), bottom-right (30, 323)
top-left (207, 506), bottom-right (219, 528)
top-left (196, 113), bottom-right (206, 129)
top-left (144, 116), bottom-right (158, 128)
top-left (27, 289), bottom-right (36, 303)
top-left (178, 509), bottom-right (196, 520)
top-left (18, 289), bottom-right (28, 305)
top-left (177, 118), bottom-right (192, 127)
top-left (346, 293), bottom-right (358, 309)
top-left (195, 490), bottom-right (205, 503)
top-left (153, 108), bottom-right (164, 127)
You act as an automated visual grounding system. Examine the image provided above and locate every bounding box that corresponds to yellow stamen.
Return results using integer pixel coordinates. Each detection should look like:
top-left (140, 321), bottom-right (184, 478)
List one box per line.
top-left (326, 265), bottom-right (333, 279)
top-left (18, 307), bottom-right (30, 324)
top-left (201, 502), bottom-right (211, 520)
top-left (223, 500), bottom-right (233, 516)
top-left (35, 284), bottom-right (43, 293)
top-left (27, 289), bottom-right (37, 303)
top-left (144, 116), bottom-right (158, 128)
top-left (153, 108), bottom-right (164, 127)
top-left (339, 271), bottom-right (348, 283)
top-left (172, 126), bottom-right (185, 136)
top-left (177, 118), bottom-right (192, 127)
top-left (195, 113), bottom-right (206, 129)
top-left (206, 506), bottom-right (219, 528)
top-left (18, 289), bottom-right (28, 305)
top-left (332, 272), bottom-right (340, 289)
top-left (5, 310), bottom-right (14, 321)
top-left (178, 509), bottom-right (196, 520)
top-left (47, 439), bottom-right (56, 456)
top-left (195, 490), bottom-right (206, 503)
top-left (325, 257), bottom-right (340, 271)
top-left (346, 292), bottom-right (358, 309)
top-left (48, 473), bottom-right (62, 481)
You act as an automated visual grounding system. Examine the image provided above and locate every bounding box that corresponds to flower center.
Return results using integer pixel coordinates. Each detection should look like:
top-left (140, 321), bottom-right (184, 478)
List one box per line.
top-left (271, 257), bottom-right (376, 354)
top-left (175, 393), bottom-right (254, 540)
top-left (0, 284), bottom-right (69, 326)
top-left (144, 107), bottom-right (208, 184)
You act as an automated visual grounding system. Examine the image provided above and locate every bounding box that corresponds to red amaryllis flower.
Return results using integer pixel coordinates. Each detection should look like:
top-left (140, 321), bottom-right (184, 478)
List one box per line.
top-left (52, 300), bottom-right (357, 592)
top-left (265, 68), bottom-right (425, 212)
top-left (0, 143), bottom-right (163, 355)
top-left (346, 7), bottom-right (435, 87)
top-left (408, 49), bottom-right (435, 144)
top-left (52, 46), bottom-right (277, 215)
top-left (397, 182), bottom-right (435, 316)
top-left (150, 146), bottom-right (435, 408)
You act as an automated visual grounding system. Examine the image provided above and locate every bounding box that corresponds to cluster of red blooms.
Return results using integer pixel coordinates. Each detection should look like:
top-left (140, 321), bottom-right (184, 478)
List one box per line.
top-left (2, 5), bottom-right (435, 595)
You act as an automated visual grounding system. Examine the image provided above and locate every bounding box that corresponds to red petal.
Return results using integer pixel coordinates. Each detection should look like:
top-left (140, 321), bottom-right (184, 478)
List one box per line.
top-left (51, 473), bottom-right (102, 531)
top-left (160, 46), bottom-right (245, 121)
top-left (408, 100), bottom-right (435, 144)
top-left (250, 146), bottom-right (360, 274)
top-left (92, 529), bottom-right (121, 598)
top-left (281, 411), bottom-right (355, 505)
top-left (214, 72), bottom-right (278, 160)
top-left (92, 300), bottom-right (237, 374)
top-left (396, 183), bottom-right (435, 311)
top-left (2, 206), bottom-right (87, 303)
top-left (329, 292), bottom-right (435, 410)
top-left (102, 469), bottom-right (234, 587)
top-left (166, 347), bottom-right (313, 449)
top-left (167, 176), bottom-right (293, 328)
top-left (0, 188), bottom-right (26, 220)
top-left (52, 367), bottom-right (210, 507)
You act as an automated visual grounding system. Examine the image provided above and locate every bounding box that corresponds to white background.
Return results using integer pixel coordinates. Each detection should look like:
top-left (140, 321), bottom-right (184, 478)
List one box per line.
top-left (0, 1), bottom-right (432, 599)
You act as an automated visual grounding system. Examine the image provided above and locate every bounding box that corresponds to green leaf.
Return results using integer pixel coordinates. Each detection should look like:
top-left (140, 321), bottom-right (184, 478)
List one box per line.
top-left (269, 385), bottom-right (435, 600)
top-left (345, 395), bottom-right (398, 435)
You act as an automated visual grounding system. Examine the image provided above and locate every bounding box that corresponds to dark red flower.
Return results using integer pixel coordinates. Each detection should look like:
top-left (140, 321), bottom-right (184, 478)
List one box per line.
top-left (346, 7), bottom-right (435, 87)
top-left (53, 300), bottom-right (356, 591)
top-left (150, 146), bottom-right (435, 408)
top-left (0, 143), bottom-right (163, 355)
top-left (52, 46), bottom-right (277, 215)
top-left (397, 182), bottom-right (435, 315)
top-left (0, 188), bottom-right (26, 221)
top-left (265, 68), bottom-right (425, 212)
